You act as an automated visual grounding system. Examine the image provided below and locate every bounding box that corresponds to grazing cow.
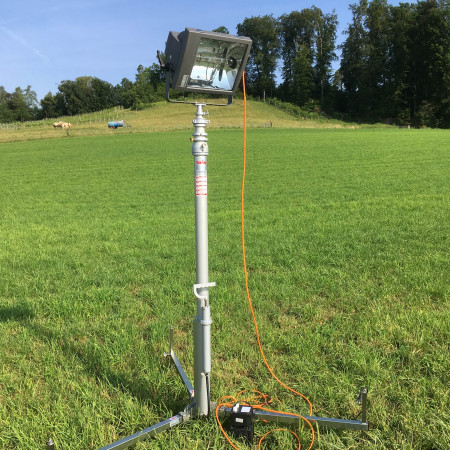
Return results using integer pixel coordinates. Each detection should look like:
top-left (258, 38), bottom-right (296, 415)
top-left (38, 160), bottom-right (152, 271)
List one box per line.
top-left (53, 121), bottom-right (72, 128)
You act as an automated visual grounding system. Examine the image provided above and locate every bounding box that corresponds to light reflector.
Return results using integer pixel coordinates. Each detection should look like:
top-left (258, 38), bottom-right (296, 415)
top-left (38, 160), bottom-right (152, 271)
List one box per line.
top-left (164, 28), bottom-right (252, 96)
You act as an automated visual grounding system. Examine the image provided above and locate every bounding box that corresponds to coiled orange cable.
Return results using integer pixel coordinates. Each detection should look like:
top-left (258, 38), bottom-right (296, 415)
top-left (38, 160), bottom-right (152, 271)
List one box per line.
top-left (215, 393), bottom-right (315, 449)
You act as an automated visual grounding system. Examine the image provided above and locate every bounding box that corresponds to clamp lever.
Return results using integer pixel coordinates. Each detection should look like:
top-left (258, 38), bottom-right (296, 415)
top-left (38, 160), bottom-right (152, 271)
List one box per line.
top-left (193, 282), bottom-right (216, 300)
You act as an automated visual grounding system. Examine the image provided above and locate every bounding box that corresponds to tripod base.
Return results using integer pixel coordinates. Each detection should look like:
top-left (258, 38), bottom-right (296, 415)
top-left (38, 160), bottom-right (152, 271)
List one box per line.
top-left (99, 327), bottom-right (368, 449)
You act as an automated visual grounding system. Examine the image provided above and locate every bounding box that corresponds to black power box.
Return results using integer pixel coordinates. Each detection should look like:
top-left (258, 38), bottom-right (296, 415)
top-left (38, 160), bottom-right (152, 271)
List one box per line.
top-left (229, 403), bottom-right (254, 445)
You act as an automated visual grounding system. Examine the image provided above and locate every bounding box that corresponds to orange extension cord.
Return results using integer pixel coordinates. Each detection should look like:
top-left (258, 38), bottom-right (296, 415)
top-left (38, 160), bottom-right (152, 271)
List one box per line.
top-left (215, 73), bottom-right (315, 449)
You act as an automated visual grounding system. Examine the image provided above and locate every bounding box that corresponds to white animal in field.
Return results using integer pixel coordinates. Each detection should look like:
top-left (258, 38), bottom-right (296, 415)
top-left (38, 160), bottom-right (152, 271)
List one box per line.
top-left (53, 121), bottom-right (72, 128)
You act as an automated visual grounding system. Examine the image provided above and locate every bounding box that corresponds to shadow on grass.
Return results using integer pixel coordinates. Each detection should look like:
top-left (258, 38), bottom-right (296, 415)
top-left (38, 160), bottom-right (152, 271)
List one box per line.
top-left (0, 304), bottom-right (34, 322)
top-left (26, 320), bottom-right (185, 415)
top-left (0, 300), bottom-right (187, 424)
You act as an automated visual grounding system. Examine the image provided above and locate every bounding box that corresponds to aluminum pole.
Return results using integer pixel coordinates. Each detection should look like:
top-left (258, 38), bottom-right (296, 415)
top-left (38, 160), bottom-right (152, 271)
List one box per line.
top-left (192, 103), bottom-right (214, 416)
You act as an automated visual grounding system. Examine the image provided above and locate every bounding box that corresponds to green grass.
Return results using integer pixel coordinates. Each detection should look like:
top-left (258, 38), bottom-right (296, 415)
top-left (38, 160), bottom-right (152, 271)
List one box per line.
top-left (0, 127), bottom-right (449, 449)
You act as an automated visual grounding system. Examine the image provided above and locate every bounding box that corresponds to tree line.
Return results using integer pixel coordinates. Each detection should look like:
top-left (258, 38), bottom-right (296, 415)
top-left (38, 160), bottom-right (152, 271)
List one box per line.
top-left (0, 63), bottom-right (166, 123)
top-left (0, 0), bottom-right (448, 128)
top-left (240, 0), bottom-right (449, 127)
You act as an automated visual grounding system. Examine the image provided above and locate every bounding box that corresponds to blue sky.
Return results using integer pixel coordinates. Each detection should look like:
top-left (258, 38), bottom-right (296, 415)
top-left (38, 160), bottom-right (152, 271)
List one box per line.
top-left (0, 0), bottom-right (402, 101)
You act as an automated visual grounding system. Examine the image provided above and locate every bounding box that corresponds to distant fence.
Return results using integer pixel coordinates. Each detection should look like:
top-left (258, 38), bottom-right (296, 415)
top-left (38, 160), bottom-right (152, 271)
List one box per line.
top-left (0, 123), bottom-right (20, 130)
top-left (0, 106), bottom-right (125, 130)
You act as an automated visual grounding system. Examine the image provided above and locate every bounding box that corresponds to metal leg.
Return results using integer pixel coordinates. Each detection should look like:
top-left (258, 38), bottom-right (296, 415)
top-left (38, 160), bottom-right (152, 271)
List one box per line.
top-left (98, 328), bottom-right (196, 450)
top-left (360, 387), bottom-right (368, 425)
top-left (218, 387), bottom-right (369, 432)
top-left (164, 326), bottom-right (195, 400)
top-left (218, 406), bottom-right (369, 432)
top-left (357, 387), bottom-right (369, 438)
top-left (98, 406), bottom-right (194, 450)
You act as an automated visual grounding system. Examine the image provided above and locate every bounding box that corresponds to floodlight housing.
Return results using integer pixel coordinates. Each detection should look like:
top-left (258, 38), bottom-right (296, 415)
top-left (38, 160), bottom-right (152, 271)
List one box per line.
top-left (164, 27), bottom-right (252, 96)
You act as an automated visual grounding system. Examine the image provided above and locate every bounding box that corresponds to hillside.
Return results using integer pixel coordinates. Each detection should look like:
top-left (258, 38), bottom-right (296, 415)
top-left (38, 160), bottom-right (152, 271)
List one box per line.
top-left (0, 100), bottom-right (379, 144)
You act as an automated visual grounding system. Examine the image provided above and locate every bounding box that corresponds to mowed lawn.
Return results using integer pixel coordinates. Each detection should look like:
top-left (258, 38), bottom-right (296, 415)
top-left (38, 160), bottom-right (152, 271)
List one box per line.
top-left (0, 128), bottom-right (448, 449)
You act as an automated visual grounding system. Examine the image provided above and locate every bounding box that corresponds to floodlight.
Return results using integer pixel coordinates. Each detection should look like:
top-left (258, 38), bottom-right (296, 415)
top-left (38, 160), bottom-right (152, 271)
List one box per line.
top-left (161, 28), bottom-right (252, 100)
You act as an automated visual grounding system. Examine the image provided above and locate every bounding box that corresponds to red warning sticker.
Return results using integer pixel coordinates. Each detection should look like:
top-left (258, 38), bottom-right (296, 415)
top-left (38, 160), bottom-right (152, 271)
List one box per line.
top-left (196, 175), bottom-right (207, 196)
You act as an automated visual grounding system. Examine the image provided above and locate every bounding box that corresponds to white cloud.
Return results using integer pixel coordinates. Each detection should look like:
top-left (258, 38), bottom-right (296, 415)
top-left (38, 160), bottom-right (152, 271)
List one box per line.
top-left (0, 25), bottom-right (50, 63)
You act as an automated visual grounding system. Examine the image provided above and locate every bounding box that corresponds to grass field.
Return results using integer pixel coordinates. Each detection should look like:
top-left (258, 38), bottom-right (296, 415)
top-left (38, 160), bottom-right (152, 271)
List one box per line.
top-left (0, 125), bottom-right (449, 449)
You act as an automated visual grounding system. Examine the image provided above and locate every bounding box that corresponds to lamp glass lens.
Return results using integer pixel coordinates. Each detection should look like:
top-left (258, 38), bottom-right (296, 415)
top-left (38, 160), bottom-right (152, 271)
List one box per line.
top-left (183, 38), bottom-right (247, 91)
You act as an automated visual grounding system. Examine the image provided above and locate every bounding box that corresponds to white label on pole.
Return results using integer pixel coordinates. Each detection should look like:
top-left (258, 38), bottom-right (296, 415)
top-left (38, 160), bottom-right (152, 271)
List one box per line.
top-left (196, 175), bottom-right (207, 196)
top-left (195, 159), bottom-right (207, 172)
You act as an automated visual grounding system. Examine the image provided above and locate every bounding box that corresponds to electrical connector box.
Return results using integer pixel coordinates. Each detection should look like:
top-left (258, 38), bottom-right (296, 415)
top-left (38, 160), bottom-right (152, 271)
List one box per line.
top-left (229, 403), bottom-right (254, 445)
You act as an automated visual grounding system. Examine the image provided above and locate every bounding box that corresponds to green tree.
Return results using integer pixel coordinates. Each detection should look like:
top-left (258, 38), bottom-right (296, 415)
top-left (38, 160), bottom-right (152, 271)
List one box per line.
top-left (116, 78), bottom-right (134, 109)
top-left (340, 0), bottom-right (449, 126)
top-left (237, 15), bottom-right (280, 99)
top-left (311, 7), bottom-right (338, 108)
top-left (293, 44), bottom-right (315, 106)
top-left (11, 87), bottom-right (32, 122)
top-left (410, 0), bottom-right (450, 127)
top-left (278, 8), bottom-right (338, 108)
top-left (340, 0), bottom-right (370, 118)
top-left (131, 64), bottom-right (165, 109)
top-left (23, 85), bottom-right (38, 109)
top-left (57, 76), bottom-right (116, 115)
top-left (91, 78), bottom-right (116, 111)
top-left (365, 0), bottom-right (390, 119)
top-left (40, 91), bottom-right (67, 118)
top-left (386, 2), bottom-right (415, 124)
top-left (0, 87), bottom-right (14, 123)
top-left (40, 92), bottom-right (58, 118)
top-left (58, 78), bottom-right (89, 115)
top-left (278, 10), bottom-right (316, 101)
top-left (212, 26), bottom-right (229, 34)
